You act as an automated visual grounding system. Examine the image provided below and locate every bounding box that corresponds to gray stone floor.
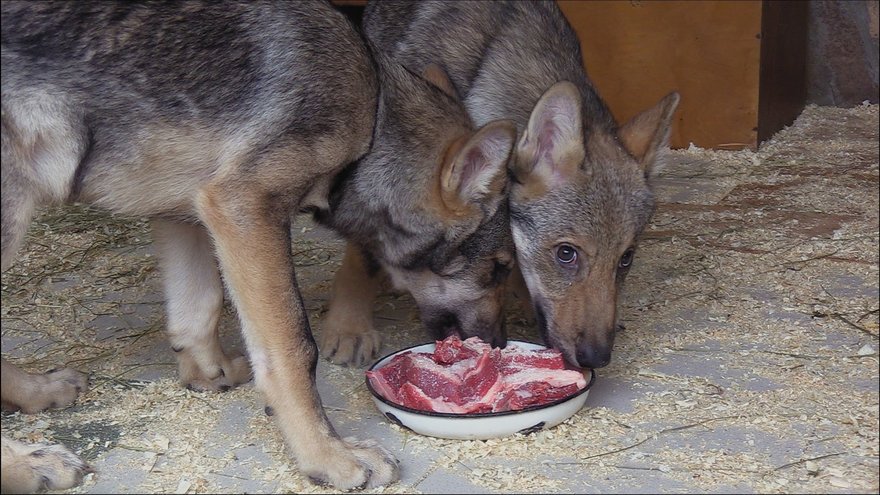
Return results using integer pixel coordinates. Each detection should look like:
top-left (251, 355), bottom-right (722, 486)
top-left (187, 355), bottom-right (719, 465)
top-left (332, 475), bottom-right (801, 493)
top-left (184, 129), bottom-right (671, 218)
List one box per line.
top-left (2, 104), bottom-right (878, 494)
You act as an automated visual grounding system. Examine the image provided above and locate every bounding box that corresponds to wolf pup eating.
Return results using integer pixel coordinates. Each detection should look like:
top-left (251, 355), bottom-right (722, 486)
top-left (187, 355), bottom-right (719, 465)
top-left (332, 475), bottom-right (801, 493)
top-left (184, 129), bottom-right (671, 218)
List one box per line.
top-left (1, 0), bottom-right (516, 491)
top-left (363, 0), bottom-right (680, 369)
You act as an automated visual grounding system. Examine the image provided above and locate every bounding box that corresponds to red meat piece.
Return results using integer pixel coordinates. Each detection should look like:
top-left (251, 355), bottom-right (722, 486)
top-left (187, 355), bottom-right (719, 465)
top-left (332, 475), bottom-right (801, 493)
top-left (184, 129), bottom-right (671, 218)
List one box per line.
top-left (460, 349), bottom-right (501, 401)
top-left (397, 382), bottom-right (467, 414)
top-left (433, 335), bottom-right (490, 364)
top-left (499, 347), bottom-right (566, 373)
top-left (401, 354), bottom-right (464, 404)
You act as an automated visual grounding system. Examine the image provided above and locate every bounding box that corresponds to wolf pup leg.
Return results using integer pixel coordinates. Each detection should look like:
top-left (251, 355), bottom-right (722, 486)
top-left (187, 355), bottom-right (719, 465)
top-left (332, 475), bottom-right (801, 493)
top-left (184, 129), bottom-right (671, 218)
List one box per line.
top-left (196, 170), bottom-right (397, 489)
top-left (319, 244), bottom-right (384, 367)
top-left (152, 220), bottom-right (252, 391)
top-left (0, 360), bottom-right (91, 493)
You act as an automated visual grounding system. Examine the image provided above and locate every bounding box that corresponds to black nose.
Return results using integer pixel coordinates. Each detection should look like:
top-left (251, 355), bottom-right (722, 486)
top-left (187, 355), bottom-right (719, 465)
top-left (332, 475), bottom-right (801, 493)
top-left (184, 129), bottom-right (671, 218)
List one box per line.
top-left (576, 344), bottom-right (612, 369)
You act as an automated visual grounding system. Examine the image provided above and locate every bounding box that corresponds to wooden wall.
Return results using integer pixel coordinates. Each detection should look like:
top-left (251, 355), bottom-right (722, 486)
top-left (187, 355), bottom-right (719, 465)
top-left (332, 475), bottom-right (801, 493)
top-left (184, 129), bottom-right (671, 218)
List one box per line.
top-left (334, 1), bottom-right (813, 150)
top-left (557, 1), bottom-right (763, 150)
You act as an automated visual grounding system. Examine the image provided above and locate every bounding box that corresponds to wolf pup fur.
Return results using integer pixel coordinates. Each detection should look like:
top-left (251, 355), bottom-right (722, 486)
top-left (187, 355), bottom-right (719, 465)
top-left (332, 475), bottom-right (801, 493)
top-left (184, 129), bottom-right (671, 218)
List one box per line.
top-left (362, 0), bottom-right (680, 369)
top-left (313, 49), bottom-right (517, 367)
top-left (1, 0), bottom-right (516, 491)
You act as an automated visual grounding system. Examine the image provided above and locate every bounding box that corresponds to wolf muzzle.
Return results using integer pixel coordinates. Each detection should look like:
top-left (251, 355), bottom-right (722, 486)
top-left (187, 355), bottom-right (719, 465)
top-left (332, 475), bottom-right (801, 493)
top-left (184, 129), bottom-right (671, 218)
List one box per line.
top-left (422, 309), bottom-right (507, 348)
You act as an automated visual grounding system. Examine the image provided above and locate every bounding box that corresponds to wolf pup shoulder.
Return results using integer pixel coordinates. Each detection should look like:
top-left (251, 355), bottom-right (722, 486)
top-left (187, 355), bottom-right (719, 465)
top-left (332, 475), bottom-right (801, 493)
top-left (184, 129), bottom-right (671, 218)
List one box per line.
top-left (365, 0), bottom-right (680, 369)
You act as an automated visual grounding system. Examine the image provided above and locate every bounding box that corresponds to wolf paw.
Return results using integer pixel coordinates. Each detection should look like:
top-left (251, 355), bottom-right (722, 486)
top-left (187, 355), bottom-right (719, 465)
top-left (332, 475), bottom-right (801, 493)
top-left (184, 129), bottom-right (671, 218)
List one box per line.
top-left (6, 367), bottom-right (88, 414)
top-left (177, 350), bottom-right (252, 392)
top-left (1, 436), bottom-right (92, 493)
top-left (319, 326), bottom-right (381, 368)
top-left (301, 436), bottom-right (399, 490)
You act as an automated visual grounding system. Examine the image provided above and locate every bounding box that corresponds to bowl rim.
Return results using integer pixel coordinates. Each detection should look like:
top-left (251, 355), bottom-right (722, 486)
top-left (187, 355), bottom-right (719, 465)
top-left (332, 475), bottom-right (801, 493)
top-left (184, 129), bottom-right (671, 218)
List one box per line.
top-left (364, 340), bottom-right (597, 418)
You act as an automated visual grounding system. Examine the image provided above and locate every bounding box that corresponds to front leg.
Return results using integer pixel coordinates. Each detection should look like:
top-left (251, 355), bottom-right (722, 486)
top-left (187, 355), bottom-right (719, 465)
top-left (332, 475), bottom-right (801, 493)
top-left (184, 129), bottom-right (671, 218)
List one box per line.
top-left (197, 185), bottom-right (398, 490)
top-left (152, 219), bottom-right (251, 392)
top-left (319, 243), bottom-right (383, 367)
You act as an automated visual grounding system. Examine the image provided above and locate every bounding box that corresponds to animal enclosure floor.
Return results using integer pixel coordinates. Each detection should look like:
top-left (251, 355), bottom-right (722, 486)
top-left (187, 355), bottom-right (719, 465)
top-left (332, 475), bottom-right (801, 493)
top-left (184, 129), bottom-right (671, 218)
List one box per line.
top-left (2, 104), bottom-right (878, 494)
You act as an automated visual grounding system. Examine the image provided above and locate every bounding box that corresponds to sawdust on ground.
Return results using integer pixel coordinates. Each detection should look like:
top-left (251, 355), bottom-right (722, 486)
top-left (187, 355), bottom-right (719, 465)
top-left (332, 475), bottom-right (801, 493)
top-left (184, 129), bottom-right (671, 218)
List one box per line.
top-left (1, 104), bottom-right (878, 494)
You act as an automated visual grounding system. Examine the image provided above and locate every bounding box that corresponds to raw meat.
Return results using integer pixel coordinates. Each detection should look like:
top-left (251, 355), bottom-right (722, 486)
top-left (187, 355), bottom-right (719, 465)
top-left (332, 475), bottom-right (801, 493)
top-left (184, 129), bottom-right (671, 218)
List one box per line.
top-left (367, 336), bottom-right (587, 413)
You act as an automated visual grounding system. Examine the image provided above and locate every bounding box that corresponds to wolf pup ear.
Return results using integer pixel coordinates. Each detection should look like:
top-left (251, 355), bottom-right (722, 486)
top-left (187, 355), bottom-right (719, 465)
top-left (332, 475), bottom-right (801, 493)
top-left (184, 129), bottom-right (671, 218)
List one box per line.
top-left (618, 91), bottom-right (680, 178)
top-left (440, 120), bottom-right (516, 213)
top-left (422, 63), bottom-right (460, 101)
top-left (513, 81), bottom-right (584, 193)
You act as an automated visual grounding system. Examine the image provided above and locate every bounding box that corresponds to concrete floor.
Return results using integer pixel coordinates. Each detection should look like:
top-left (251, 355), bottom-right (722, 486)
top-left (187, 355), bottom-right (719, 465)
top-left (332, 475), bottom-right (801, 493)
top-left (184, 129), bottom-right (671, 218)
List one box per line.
top-left (1, 104), bottom-right (878, 494)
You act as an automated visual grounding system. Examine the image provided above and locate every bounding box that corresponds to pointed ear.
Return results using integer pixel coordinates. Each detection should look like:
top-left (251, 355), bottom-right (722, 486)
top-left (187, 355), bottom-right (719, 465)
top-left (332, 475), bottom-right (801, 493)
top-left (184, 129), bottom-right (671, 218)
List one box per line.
top-left (618, 91), bottom-right (680, 177)
top-left (440, 120), bottom-right (516, 212)
top-left (513, 81), bottom-right (585, 192)
top-left (422, 63), bottom-right (460, 101)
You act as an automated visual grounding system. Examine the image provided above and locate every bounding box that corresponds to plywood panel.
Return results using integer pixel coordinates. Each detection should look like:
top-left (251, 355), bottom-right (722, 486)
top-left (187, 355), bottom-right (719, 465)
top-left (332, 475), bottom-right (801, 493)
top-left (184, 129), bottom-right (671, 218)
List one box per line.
top-left (558, 1), bottom-right (762, 149)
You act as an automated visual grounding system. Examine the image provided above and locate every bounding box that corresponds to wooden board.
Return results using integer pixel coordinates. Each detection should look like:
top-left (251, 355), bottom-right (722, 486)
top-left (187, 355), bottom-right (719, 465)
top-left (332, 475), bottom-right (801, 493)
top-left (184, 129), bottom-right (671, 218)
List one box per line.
top-left (558, 0), bottom-right (763, 149)
top-left (335, 1), bottom-right (779, 150)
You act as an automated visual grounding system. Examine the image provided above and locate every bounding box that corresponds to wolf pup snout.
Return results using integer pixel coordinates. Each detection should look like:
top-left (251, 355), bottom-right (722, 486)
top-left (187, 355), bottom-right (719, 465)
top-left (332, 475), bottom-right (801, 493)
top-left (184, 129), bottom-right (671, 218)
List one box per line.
top-left (421, 303), bottom-right (508, 349)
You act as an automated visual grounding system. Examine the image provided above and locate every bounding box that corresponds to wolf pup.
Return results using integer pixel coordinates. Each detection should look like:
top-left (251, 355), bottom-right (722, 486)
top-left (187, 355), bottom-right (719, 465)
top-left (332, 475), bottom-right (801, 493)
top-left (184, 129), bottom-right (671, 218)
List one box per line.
top-left (1, 0), bottom-right (515, 492)
top-left (363, 0), bottom-right (680, 369)
top-left (314, 52), bottom-right (517, 368)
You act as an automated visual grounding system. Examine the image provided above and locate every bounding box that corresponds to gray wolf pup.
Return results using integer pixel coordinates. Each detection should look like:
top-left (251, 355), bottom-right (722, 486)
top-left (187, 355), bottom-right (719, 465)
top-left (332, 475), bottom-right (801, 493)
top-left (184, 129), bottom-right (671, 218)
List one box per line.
top-left (313, 52), bottom-right (517, 367)
top-left (362, 0), bottom-right (680, 369)
top-left (1, 0), bottom-right (515, 491)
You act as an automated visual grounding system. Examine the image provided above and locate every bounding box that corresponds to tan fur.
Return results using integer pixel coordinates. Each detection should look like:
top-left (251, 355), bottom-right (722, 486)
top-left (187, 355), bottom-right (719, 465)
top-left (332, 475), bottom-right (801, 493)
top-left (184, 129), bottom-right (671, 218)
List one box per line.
top-left (440, 120), bottom-right (516, 214)
top-left (193, 138), bottom-right (397, 487)
top-left (617, 92), bottom-right (681, 173)
top-left (0, 359), bottom-right (88, 414)
top-left (438, 133), bottom-right (481, 217)
top-left (422, 63), bottom-right (460, 100)
top-left (512, 81), bottom-right (585, 204)
top-left (428, 132), bottom-right (471, 220)
top-left (546, 259), bottom-right (618, 355)
top-left (0, 360), bottom-right (91, 493)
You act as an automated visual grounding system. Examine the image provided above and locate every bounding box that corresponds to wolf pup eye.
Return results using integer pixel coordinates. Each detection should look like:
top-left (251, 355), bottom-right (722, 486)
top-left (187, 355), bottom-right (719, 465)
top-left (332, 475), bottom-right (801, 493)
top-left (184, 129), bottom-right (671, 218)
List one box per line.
top-left (618, 248), bottom-right (635, 268)
top-left (556, 244), bottom-right (578, 265)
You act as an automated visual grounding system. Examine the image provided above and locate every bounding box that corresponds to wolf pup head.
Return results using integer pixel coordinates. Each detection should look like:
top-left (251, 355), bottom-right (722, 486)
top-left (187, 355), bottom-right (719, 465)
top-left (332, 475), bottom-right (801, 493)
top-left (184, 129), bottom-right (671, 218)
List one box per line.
top-left (322, 61), bottom-right (517, 347)
top-left (510, 81), bottom-right (680, 368)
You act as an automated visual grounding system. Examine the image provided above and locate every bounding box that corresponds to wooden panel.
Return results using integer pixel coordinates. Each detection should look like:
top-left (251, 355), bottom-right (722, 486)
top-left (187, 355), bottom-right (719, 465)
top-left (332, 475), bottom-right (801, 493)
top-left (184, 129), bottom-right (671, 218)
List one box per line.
top-left (558, 1), bottom-right (762, 149)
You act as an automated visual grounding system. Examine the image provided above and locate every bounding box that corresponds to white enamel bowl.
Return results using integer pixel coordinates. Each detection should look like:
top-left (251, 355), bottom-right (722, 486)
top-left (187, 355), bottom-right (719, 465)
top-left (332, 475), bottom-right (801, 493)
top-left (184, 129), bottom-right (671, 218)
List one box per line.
top-left (365, 340), bottom-right (595, 440)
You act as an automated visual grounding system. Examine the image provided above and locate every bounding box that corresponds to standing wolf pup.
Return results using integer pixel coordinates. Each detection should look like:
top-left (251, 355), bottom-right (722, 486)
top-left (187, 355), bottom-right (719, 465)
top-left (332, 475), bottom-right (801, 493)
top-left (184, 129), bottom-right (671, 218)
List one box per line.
top-left (362, 0), bottom-right (680, 369)
top-left (1, 0), bottom-right (516, 492)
